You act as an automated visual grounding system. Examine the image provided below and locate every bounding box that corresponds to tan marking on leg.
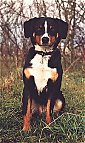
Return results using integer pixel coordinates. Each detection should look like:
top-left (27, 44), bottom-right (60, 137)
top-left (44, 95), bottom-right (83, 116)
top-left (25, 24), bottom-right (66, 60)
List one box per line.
top-left (23, 98), bottom-right (32, 132)
top-left (24, 68), bottom-right (31, 79)
top-left (46, 99), bottom-right (52, 124)
top-left (51, 71), bottom-right (58, 81)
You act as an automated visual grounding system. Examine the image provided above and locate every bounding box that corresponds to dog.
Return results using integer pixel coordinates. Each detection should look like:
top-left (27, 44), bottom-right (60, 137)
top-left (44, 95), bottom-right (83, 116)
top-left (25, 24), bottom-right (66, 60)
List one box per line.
top-left (22, 17), bottom-right (68, 131)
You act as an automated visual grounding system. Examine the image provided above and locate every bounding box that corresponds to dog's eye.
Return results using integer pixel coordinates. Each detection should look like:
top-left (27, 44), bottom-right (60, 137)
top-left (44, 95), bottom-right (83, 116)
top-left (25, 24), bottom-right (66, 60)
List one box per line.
top-left (35, 26), bottom-right (44, 35)
top-left (49, 26), bottom-right (56, 36)
top-left (37, 28), bottom-right (41, 31)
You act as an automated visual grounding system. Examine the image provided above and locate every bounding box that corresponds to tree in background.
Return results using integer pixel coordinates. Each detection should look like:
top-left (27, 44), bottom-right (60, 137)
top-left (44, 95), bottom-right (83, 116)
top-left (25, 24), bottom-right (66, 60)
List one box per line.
top-left (0, 0), bottom-right (84, 77)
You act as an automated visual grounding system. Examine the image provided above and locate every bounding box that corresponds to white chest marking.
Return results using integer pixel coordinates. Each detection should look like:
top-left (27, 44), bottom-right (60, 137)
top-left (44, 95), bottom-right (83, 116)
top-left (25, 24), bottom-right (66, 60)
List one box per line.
top-left (29, 54), bottom-right (56, 93)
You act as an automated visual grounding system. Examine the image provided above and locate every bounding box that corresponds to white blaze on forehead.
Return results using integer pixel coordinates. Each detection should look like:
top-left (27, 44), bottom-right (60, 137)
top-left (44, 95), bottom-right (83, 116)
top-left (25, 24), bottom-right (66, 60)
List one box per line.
top-left (44, 21), bottom-right (48, 33)
top-left (42, 21), bottom-right (48, 38)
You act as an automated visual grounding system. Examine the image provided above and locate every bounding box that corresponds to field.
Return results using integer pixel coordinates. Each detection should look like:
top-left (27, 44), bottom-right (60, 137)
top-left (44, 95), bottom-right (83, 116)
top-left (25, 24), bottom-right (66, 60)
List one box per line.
top-left (0, 69), bottom-right (85, 143)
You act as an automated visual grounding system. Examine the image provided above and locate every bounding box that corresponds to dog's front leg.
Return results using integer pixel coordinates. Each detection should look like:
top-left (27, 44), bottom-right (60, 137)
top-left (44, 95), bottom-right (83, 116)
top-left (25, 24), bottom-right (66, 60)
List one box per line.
top-left (46, 99), bottom-right (52, 124)
top-left (24, 68), bottom-right (31, 79)
top-left (50, 70), bottom-right (58, 82)
top-left (23, 98), bottom-right (32, 131)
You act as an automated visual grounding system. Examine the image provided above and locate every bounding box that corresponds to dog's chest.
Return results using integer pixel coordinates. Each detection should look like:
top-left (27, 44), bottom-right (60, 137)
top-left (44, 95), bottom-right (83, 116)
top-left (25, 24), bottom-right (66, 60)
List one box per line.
top-left (29, 54), bottom-right (56, 92)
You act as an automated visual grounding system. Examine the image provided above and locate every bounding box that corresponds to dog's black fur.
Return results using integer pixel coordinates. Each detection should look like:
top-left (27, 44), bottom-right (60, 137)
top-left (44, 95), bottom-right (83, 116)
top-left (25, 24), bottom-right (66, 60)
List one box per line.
top-left (22, 17), bottom-right (68, 116)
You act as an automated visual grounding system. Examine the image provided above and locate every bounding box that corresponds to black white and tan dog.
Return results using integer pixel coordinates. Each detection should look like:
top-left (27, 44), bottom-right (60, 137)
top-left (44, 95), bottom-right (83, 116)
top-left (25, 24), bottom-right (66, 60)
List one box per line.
top-left (22, 17), bottom-right (68, 131)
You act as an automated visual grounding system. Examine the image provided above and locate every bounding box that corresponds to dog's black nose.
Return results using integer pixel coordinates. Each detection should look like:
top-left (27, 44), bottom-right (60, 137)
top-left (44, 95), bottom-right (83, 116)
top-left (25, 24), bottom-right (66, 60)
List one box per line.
top-left (42, 37), bottom-right (49, 44)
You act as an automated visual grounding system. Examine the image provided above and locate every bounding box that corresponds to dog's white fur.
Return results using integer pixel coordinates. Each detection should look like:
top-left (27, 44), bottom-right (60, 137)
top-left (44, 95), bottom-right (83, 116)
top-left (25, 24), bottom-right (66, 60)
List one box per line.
top-left (28, 45), bottom-right (56, 93)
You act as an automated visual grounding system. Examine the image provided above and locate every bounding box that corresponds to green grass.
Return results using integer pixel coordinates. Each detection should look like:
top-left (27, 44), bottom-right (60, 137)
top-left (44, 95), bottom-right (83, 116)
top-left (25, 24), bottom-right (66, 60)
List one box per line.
top-left (1, 71), bottom-right (85, 143)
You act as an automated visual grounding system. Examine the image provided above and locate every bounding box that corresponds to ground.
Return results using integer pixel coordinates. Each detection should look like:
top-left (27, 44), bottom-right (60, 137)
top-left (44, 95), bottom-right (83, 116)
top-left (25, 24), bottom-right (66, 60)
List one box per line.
top-left (1, 70), bottom-right (85, 143)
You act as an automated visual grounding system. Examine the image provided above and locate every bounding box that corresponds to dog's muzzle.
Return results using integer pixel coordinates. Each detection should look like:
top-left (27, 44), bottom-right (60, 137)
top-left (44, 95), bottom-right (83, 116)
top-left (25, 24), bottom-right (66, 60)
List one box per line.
top-left (42, 37), bottom-right (49, 44)
top-left (41, 33), bottom-right (49, 45)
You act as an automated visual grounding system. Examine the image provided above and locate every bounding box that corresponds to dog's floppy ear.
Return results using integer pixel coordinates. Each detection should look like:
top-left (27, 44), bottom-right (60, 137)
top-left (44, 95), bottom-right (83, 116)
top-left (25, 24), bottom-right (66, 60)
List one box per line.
top-left (55, 18), bottom-right (68, 39)
top-left (24, 17), bottom-right (37, 38)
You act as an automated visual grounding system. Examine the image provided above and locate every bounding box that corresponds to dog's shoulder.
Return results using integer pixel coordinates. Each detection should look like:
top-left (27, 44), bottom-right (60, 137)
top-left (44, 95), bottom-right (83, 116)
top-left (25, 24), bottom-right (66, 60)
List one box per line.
top-left (26, 47), bottom-right (36, 59)
top-left (50, 48), bottom-right (61, 62)
top-left (54, 48), bottom-right (61, 56)
top-left (24, 47), bottom-right (36, 68)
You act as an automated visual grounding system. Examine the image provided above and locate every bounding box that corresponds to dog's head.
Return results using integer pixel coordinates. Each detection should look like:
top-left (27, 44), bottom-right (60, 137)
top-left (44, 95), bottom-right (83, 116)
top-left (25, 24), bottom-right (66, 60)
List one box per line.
top-left (24, 17), bottom-right (68, 46)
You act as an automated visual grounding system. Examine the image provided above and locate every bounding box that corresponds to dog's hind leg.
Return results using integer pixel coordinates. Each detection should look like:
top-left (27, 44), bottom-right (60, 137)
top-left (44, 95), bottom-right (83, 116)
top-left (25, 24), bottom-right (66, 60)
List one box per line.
top-left (23, 97), bottom-right (32, 131)
top-left (54, 92), bottom-right (65, 115)
top-left (54, 99), bottom-right (63, 113)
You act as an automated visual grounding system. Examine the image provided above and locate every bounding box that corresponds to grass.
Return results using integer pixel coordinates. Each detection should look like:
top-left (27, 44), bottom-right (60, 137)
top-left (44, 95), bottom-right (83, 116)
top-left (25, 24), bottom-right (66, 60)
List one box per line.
top-left (1, 70), bottom-right (85, 143)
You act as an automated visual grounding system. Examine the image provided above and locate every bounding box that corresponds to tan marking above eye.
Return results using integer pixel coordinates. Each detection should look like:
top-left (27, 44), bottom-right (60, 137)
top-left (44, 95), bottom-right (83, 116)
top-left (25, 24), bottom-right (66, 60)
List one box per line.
top-left (33, 33), bottom-right (35, 37)
top-left (50, 26), bottom-right (52, 29)
top-left (40, 25), bottom-right (43, 28)
top-left (50, 26), bottom-right (54, 29)
top-left (56, 33), bottom-right (59, 37)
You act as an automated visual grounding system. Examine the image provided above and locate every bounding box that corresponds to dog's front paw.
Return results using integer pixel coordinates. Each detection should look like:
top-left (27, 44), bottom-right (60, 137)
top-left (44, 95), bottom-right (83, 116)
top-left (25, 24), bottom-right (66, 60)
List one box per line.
top-left (46, 116), bottom-right (52, 124)
top-left (51, 71), bottom-right (58, 81)
top-left (22, 124), bottom-right (30, 132)
top-left (24, 68), bottom-right (31, 79)
top-left (22, 116), bottom-right (30, 132)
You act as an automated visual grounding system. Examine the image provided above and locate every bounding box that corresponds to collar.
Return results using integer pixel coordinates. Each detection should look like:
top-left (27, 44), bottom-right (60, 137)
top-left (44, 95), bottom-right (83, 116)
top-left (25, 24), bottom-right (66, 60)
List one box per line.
top-left (35, 50), bottom-right (53, 56)
top-left (34, 44), bottom-right (53, 56)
